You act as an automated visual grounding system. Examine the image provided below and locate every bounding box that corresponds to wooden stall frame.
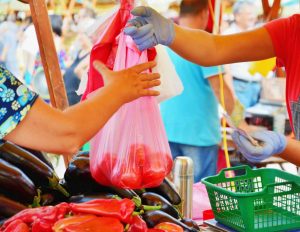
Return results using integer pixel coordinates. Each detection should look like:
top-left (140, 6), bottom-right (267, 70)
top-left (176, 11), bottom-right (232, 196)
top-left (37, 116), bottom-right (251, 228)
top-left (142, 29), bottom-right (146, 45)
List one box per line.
top-left (18, 0), bottom-right (70, 166)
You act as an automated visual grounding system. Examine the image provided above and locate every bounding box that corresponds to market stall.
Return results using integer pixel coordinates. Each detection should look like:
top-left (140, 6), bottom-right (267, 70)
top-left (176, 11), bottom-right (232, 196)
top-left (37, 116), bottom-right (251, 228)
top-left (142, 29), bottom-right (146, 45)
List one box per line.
top-left (0, 0), bottom-right (300, 231)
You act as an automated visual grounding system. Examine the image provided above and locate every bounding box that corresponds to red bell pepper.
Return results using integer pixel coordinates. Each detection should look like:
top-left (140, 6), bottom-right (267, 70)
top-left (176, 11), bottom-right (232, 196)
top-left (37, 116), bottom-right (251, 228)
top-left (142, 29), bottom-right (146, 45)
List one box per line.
top-left (2, 203), bottom-right (70, 230)
top-left (70, 198), bottom-right (135, 223)
top-left (2, 219), bottom-right (29, 232)
top-left (129, 144), bottom-right (147, 167)
top-left (142, 152), bottom-right (168, 187)
top-left (147, 229), bottom-right (166, 232)
top-left (53, 215), bottom-right (97, 232)
top-left (64, 217), bottom-right (123, 232)
top-left (114, 144), bottom-right (150, 189)
top-left (91, 153), bottom-right (117, 186)
top-left (128, 216), bottom-right (147, 232)
top-left (31, 218), bottom-right (52, 232)
top-left (154, 222), bottom-right (184, 232)
top-left (117, 169), bottom-right (142, 189)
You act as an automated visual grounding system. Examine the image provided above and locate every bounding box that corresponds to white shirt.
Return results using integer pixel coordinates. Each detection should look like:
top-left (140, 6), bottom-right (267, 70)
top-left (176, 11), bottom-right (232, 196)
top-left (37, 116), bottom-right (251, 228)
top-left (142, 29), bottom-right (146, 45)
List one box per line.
top-left (21, 24), bottom-right (39, 57)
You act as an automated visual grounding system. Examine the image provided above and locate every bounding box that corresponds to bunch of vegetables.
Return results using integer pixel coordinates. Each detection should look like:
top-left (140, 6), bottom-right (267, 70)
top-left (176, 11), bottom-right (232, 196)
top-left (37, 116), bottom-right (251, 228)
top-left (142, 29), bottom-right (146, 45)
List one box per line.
top-left (0, 149), bottom-right (200, 231)
top-left (0, 197), bottom-right (197, 232)
top-left (0, 142), bottom-right (69, 221)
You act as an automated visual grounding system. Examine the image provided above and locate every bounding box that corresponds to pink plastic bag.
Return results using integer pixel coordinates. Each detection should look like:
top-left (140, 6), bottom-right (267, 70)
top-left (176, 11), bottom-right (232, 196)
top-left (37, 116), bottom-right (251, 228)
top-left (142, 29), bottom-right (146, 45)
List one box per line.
top-left (192, 182), bottom-right (212, 220)
top-left (89, 32), bottom-right (172, 189)
top-left (82, 1), bottom-right (156, 101)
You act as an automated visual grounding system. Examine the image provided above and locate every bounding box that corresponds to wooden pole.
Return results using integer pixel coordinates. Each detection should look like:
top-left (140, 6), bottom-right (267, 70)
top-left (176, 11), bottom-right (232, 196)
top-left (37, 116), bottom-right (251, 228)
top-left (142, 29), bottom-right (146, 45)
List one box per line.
top-left (262, 0), bottom-right (281, 21)
top-left (213, 0), bottom-right (221, 34)
top-left (18, 0), bottom-right (70, 166)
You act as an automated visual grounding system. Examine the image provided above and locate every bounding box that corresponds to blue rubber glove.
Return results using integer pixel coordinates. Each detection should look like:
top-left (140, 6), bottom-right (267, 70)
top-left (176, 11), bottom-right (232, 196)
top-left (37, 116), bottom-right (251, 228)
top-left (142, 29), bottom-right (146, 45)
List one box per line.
top-left (232, 130), bottom-right (287, 163)
top-left (124, 6), bottom-right (175, 51)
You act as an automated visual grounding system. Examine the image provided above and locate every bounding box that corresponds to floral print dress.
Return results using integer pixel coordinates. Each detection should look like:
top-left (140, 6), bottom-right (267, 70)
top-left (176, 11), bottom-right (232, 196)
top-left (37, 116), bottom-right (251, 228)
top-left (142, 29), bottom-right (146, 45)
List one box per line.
top-left (0, 65), bottom-right (38, 139)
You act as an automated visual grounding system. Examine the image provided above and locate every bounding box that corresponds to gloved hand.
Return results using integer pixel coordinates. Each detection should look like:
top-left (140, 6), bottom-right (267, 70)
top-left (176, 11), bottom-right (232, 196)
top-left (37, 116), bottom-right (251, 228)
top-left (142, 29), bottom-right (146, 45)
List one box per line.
top-left (232, 130), bottom-right (287, 163)
top-left (124, 6), bottom-right (175, 51)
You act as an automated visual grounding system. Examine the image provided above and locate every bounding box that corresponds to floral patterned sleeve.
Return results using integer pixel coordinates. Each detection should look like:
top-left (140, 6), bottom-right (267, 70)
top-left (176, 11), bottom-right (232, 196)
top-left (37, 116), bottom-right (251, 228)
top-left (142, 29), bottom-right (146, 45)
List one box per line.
top-left (0, 65), bottom-right (38, 139)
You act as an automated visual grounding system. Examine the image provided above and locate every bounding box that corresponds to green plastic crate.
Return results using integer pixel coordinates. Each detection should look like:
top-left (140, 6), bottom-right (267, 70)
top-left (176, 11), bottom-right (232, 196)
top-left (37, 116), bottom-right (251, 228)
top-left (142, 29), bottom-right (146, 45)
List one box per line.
top-left (202, 165), bottom-right (300, 232)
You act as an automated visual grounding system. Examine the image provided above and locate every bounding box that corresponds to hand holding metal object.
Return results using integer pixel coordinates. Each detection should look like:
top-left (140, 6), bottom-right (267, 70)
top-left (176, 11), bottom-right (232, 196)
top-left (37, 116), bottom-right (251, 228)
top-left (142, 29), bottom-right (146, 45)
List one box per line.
top-left (222, 112), bottom-right (261, 147)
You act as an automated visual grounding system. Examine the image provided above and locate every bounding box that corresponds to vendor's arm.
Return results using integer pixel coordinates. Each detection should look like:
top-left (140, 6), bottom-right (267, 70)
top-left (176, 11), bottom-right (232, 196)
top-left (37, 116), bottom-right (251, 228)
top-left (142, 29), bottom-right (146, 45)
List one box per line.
top-left (125, 6), bottom-right (275, 66)
top-left (279, 137), bottom-right (300, 166)
top-left (170, 25), bottom-right (275, 66)
top-left (3, 61), bottom-right (160, 155)
top-left (232, 130), bottom-right (300, 167)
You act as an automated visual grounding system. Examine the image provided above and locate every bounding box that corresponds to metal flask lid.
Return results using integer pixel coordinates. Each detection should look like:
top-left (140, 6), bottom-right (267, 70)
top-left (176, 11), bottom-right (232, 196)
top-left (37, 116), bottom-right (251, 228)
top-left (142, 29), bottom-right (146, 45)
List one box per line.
top-left (173, 156), bottom-right (194, 177)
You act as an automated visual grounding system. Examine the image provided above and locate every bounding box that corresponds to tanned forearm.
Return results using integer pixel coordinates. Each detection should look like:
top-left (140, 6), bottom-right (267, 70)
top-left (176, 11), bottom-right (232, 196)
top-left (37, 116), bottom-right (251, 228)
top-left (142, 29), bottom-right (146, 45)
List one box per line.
top-left (278, 137), bottom-right (300, 166)
top-left (170, 25), bottom-right (275, 67)
top-left (6, 85), bottom-right (124, 155)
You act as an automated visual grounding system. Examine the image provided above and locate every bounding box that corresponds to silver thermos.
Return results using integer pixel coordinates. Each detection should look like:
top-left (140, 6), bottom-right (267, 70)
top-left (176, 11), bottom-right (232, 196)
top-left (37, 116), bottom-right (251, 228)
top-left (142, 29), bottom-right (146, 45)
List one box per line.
top-left (173, 156), bottom-right (194, 219)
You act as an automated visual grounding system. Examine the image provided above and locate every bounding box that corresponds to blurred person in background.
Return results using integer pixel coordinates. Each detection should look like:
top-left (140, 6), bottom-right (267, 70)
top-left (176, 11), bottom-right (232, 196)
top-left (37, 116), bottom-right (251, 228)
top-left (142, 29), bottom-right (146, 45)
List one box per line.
top-left (63, 7), bottom-right (96, 106)
top-left (30, 14), bottom-right (69, 101)
top-left (223, 1), bottom-right (261, 108)
top-left (0, 13), bottom-right (20, 77)
top-left (63, 30), bottom-right (91, 106)
top-left (33, 14), bottom-right (68, 74)
top-left (69, 7), bottom-right (96, 61)
top-left (160, 0), bottom-right (234, 182)
top-left (19, 17), bottom-right (39, 85)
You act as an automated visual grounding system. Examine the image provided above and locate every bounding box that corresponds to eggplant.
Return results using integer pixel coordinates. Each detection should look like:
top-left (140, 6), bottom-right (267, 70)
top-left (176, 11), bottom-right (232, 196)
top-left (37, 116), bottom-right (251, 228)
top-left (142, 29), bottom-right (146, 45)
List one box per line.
top-left (0, 195), bottom-right (27, 218)
top-left (0, 217), bottom-right (7, 227)
top-left (108, 187), bottom-right (138, 199)
top-left (142, 210), bottom-right (199, 232)
top-left (74, 150), bottom-right (89, 159)
top-left (0, 158), bottom-right (36, 204)
top-left (134, 189), bottom-right (146, 196)
top-left (40, 193), bottom-right (55, 206)
top-left (64, 157), bottom-right (109, 195)
top-left (64, 156), bottom-right (139, 199)
top-left (181, 218), bottom-right (200, 231)
top-left (141, 192), bottom-right (180, 219)
top-left (20, 146), bottom-right (53, 169)
top-left (68, 193), bottom-right (119, 203)
top-left (41, 187), bottom-right (70, 206)
top-left (147, 178), bottom-right (181, 205)
top-left (0, 142), bottom-right (68, 197)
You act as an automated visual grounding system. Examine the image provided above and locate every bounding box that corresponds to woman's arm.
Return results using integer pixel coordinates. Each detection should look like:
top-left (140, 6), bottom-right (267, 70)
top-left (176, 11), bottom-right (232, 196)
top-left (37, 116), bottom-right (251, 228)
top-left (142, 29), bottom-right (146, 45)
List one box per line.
top-left (4, 61), bottom-right (160, 155)
top-left (170, 25), bottom-right (276, 66)
top-left (279, 137), bottom-right (300, 166)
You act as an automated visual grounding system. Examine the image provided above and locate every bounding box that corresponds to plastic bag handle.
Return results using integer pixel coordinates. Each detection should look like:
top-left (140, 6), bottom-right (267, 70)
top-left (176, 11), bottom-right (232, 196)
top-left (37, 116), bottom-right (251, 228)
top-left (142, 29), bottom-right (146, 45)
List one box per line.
top-left (218, 165), bottom-right (252, 179)
top-left (120, 0), bottom-right (134, 10)
top-left (266, 181), bottom-right (300, 194)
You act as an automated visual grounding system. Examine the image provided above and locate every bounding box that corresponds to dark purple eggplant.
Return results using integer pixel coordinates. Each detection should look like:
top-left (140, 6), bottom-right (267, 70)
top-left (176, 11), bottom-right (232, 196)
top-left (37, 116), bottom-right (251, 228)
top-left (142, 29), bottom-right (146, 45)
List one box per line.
top-left (20, 146), bottom-right (53, 169)
top-left (64, 157), bottom-right (109, 195)
top-left (141, 192), bottom-right (180, 219)
top-left (109, 187), bottom-right (138, 199)
top-left (134, 189), bottom-right (146, 196)
top-left (68, 193), bottom-right (119, 203)
top-left (74, 150), bottom-right (89, 158)
top-left (0, 158), bottom-right (36, 204)
top-left (64, 156), bottom-right (139, 199)
top-left (181, 218), bottom-right (200, 230)
top-left (0, 195), bottom-right (27, 218)
top-left (0, 142), bottom-right (68, 197)
top-left (147, 178), bottom-right (181, 205)
top-left (142, 210), bottom-right (199, 232)
top-left (0, 217), bottom-right (7, 227)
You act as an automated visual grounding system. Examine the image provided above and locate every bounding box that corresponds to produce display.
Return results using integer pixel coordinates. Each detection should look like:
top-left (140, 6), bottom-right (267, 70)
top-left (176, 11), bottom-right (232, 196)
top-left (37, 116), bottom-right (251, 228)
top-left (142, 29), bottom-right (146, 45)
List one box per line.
top-left (0, 147), bottom-right (200, 232)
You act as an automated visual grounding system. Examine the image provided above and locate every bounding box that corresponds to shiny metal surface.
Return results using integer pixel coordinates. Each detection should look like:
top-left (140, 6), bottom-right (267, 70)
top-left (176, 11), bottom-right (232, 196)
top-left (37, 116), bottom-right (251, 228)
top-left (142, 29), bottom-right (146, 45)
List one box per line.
top-left (173, 156), bottom-right (194, 219)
